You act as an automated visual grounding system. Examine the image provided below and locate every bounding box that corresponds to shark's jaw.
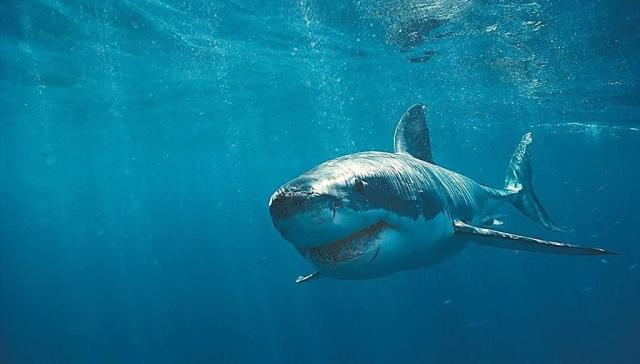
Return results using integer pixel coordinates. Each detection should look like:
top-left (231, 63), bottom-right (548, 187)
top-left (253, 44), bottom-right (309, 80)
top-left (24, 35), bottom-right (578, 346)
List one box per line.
top-left (300, 220), bottom-right (389, 267)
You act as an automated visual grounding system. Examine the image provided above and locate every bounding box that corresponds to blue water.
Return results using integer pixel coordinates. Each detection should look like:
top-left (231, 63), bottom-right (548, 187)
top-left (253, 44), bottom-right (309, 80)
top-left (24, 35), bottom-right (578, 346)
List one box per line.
top-left (1, 1), bottom-right (639, 363)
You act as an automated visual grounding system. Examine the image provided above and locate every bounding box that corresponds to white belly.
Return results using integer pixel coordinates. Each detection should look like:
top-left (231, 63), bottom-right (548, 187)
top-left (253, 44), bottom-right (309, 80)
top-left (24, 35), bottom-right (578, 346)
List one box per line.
top-left (377, 212), bottom-right (460, 270)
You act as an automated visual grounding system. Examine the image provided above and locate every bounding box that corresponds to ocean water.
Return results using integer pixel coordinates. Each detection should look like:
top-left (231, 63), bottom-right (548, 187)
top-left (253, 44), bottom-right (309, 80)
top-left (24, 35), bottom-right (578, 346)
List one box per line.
top-left (1, 1), bottom-right (639, 363)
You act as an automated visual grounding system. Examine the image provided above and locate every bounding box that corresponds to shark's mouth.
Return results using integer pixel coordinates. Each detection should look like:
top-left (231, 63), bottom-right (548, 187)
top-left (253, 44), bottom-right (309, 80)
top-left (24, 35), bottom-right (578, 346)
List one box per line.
top-left (305, 221), bottom-right (387, 265)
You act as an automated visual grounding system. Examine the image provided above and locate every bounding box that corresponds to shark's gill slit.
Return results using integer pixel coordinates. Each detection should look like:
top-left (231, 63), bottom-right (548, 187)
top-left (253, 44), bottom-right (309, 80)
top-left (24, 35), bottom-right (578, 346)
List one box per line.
top-left (367, 245), bottom-right (381, 265)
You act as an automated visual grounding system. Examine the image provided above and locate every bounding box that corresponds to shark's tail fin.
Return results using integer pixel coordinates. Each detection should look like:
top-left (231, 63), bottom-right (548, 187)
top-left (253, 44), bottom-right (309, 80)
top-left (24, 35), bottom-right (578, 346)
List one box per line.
top-left (504, 133), bottom-right (562, 232)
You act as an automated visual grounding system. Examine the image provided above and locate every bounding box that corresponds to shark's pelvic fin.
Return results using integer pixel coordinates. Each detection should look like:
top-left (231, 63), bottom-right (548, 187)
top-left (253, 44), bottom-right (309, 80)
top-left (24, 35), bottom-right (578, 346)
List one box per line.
top-left (394, 103), bottom-right (434, 164)
top-left (504, 132), bottom-right (562, 231)
top-left (480, 215), bottom-right (505, 227)
top-left (295, 271), bottom-right (320, 284)
top-left (453, 220), bottom-right (618, 255)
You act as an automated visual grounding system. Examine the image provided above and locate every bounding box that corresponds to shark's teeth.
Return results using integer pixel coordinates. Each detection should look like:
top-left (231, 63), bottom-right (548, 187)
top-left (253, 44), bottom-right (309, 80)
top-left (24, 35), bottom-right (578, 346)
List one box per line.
top-left (307, 221), bottom-right (387, 265)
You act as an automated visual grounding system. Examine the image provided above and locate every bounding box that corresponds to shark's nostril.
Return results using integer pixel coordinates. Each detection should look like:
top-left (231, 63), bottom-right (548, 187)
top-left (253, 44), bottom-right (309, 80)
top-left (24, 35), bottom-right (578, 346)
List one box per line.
top-left (269, 189), bottom-right (307, 219)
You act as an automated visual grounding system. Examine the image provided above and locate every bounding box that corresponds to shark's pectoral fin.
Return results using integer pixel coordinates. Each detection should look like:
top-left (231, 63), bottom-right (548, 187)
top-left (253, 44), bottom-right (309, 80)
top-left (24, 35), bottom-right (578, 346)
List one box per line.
top-left (394, 104), bottom-right (434, 164)
top-left (453, 220), bottom-right (618, 255)
top-left (295, 271), bottom-right (320, 284)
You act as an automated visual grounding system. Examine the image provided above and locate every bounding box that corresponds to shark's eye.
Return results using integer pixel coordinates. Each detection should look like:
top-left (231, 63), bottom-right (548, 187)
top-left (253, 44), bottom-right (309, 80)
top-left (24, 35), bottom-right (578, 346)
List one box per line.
top-left (354, 178), bottom-right (366, 193)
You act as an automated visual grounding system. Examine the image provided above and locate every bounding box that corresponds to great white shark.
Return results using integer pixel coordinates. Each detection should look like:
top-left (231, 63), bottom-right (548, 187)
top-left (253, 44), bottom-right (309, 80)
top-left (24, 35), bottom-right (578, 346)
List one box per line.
top-left (268, 104), bottom-right (616, 283)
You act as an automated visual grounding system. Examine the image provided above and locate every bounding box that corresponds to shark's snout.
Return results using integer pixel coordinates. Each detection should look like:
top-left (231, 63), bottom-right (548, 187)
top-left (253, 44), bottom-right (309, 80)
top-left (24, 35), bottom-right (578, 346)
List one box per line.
top-left (269, 186), bottom-right (341, 222)
top-left (269, 188), bottom-right (307, 221)
top-left (268, 185), bottom-right (347, 247)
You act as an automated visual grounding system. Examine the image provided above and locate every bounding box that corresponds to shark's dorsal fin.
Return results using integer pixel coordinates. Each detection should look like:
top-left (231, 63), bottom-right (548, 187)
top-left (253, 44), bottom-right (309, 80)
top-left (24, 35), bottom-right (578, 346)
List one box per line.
top-left (394, 103), bottom-right (434, 164)
top-left (453, 220), bottom-right (617, 255)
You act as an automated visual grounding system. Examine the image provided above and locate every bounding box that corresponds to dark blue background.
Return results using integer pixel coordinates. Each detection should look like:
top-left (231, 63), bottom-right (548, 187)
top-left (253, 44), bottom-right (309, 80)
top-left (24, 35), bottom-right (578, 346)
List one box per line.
top-left (1, 1), bottom-right (639, 363)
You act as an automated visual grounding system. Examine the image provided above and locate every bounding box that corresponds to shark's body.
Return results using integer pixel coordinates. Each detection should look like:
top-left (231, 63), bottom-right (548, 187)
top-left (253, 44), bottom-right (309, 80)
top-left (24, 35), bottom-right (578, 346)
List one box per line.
top-left (268, 104), bottom-right (615, 282)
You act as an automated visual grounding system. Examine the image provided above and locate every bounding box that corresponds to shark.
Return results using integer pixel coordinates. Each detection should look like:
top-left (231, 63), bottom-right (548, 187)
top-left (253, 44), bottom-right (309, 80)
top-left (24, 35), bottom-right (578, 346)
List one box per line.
top-left (268, 104), bottom-right (616, 283)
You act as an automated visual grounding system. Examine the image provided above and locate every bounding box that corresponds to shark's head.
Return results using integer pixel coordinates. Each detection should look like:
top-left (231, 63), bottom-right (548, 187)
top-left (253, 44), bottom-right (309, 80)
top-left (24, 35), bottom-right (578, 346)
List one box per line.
top-left (269, 154), bottom-right (398, 272)
top-left (269, 154), bottom-right (389, 249)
